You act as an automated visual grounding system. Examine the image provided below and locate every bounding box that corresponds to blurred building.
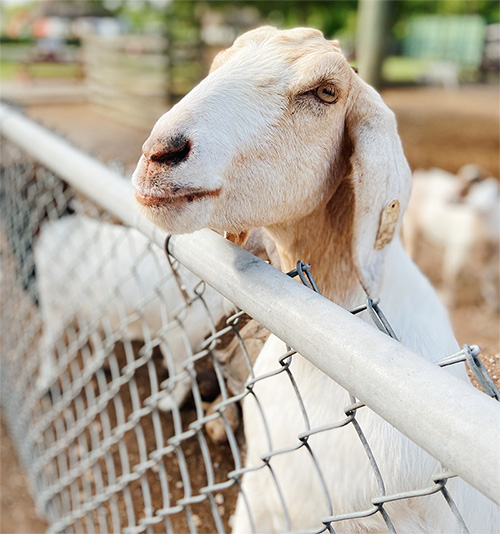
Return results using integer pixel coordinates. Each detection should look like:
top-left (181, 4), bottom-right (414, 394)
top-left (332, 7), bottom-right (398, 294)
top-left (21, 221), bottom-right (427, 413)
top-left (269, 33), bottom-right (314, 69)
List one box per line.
top-left (4, 0), bottom-right (125, 43)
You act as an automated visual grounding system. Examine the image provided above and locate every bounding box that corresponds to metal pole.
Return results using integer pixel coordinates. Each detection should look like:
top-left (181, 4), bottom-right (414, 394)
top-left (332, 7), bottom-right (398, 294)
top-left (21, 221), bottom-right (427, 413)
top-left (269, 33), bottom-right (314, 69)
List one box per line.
top-left (356, 0), bottom-right (390, 88)
top-left (1, 103), bottom-right (499, 504)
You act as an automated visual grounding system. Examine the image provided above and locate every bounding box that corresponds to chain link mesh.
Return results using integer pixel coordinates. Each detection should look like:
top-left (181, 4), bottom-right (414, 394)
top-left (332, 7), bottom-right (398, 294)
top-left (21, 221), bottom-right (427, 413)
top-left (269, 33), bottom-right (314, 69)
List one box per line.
top-left (1, 136), bottom-right (497, 534)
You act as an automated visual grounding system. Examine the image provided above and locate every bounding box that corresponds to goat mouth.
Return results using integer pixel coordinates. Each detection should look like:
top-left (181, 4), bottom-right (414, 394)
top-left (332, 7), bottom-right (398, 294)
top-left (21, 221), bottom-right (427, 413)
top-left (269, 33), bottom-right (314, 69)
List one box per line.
top-left (135, 188), bottom-right (221, 208)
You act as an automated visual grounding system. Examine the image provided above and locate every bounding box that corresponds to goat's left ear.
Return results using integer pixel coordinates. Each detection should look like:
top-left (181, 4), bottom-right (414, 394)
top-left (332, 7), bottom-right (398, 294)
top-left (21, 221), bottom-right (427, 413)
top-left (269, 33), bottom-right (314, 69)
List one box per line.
top-left (345, 81), bottom-right (412, 296)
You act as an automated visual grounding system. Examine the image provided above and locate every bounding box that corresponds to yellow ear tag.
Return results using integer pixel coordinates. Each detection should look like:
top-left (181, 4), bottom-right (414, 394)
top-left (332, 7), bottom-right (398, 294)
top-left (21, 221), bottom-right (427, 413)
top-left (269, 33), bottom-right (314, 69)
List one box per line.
top-left (375, 200), bottom-right (400, 250)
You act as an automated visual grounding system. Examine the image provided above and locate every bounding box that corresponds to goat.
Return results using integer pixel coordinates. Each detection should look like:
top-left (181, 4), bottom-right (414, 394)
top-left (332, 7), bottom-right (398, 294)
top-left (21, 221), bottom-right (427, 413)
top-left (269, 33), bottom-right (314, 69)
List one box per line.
top-left (403, 166), bottom-right (500, 310)
top-left (132, 27), bottom-right (500, 533)
top-left (35, 214), bottom-right (230, 411)
top-left (206, 317), bottom-right (270, 444)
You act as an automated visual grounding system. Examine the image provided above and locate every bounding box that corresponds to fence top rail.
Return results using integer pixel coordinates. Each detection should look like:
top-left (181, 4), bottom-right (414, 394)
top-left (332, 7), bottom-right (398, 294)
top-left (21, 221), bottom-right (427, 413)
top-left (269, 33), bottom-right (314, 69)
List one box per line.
top-left (1, 102), bottom-right (499, 504)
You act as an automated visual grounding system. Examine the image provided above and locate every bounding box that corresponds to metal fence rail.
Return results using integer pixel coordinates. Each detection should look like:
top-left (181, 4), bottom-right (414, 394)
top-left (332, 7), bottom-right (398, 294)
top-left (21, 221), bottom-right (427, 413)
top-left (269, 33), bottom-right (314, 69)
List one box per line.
top-left (1, 103), bottom-right (499, 533)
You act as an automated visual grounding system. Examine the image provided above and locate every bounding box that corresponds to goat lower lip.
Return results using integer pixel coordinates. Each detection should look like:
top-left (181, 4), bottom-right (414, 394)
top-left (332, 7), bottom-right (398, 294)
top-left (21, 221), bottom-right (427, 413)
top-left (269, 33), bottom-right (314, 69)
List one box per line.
top-left (135, 189), bottom-right (220, 207)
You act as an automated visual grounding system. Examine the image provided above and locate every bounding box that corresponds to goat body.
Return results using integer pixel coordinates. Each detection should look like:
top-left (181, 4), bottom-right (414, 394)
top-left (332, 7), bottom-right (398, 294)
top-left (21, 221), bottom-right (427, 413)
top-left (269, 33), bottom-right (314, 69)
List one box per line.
top-left (132, 27), bottom-right (500, 533)
top-left (404, 168), bottom-right (500, 309)
top-left (35, 215), bottom-right (228, 410)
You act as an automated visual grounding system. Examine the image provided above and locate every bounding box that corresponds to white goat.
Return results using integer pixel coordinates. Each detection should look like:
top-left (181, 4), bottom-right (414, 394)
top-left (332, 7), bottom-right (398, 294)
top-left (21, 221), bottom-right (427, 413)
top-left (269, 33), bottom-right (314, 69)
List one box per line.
top-left (132, 27), bottom-right (500, 533)
top-left (35, 215), bottom-right (229, 410)
top-left (404, 166), bottom-right (500, 309)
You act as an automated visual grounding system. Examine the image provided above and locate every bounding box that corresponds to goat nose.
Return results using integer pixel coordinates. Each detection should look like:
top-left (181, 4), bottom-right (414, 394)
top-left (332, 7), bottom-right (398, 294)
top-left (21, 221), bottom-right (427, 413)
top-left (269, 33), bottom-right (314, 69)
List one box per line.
top-left (143, 135), bottom-right (192, 167)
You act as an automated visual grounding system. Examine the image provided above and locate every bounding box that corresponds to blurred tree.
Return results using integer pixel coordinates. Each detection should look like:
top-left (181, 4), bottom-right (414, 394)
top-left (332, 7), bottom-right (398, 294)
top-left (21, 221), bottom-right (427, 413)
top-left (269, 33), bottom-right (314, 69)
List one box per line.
top-left (357, 0), bottom-right (390, 88)
top-left (36, 0), bottom-right (113, 18)
top-left (196, 0), bottom-right (358, 38)
top-left (113, 0), bottom-right (498, 42)
top-left (108, 0), bottom-right (498, 97)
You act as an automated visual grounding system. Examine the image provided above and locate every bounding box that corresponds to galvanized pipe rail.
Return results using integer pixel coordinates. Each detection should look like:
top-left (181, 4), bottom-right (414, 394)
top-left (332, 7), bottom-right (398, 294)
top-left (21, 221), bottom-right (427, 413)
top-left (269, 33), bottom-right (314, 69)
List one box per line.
top-left (1, 102), bottom-right (499, 505)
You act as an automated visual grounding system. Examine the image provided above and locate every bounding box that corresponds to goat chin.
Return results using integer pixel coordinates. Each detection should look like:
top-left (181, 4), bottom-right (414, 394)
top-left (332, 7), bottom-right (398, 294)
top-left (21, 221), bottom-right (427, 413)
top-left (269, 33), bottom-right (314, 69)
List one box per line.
top-left (131, 26), bottom-right (500, 534)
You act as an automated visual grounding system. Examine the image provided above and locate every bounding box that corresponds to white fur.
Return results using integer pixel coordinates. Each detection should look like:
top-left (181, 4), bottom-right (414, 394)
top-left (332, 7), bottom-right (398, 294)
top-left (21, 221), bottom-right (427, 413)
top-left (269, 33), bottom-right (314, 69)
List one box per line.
top-left (132, 27), bottom-right (500, 533)
top-left (404, 168), bottom-right (500, 309)
top-left (35, 215), bottom-right (229, 410)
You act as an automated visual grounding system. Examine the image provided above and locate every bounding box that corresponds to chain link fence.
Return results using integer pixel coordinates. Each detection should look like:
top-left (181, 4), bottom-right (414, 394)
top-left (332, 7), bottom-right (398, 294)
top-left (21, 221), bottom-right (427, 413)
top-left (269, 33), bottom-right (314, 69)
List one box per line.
top-left (1, 104), bottom-right (499, 533)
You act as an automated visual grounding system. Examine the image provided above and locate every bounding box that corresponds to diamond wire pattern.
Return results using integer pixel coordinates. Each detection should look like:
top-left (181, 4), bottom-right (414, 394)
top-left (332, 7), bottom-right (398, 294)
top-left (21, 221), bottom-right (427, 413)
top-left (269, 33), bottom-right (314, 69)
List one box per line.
top-left (1, 138), bottom-right (497, 534)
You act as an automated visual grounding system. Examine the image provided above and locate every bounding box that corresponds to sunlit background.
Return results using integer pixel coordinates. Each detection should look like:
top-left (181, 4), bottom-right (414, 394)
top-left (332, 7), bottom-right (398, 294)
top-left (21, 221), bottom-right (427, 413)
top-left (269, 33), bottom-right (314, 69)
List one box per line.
top-left (1, 0), bottom-right (498, 172)
top-left (1, 1), bottom-right (498, 135)
top-left (1, 2), bottom-right (499, 532)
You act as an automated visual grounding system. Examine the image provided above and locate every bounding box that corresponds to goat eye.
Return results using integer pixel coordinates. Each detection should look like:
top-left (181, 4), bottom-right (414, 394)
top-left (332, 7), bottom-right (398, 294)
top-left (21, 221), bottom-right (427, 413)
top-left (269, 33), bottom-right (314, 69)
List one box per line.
top-left (315, 85), bottom-right (337, 103)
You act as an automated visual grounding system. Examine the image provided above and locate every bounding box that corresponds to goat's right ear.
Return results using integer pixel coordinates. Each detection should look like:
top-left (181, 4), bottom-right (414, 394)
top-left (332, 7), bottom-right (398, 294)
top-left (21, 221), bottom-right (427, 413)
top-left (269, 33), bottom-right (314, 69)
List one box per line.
top-left (345, 81), bottom-right (412, 296)
top-left (209, 49), bottom-right (226, 73)
top-left (210, 48), bottom-right (236, 73)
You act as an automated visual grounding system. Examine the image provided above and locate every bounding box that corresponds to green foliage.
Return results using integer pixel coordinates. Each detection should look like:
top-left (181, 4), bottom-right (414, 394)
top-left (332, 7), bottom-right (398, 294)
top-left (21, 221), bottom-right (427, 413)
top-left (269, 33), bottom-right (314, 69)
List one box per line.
top-left (0, 61), bottom-right (82, 80)
top-left (101, 0), bottom-right (499, 43)
top-left (162, 0), bottom-right (358, 38)
top-left (382, 56), bottom-right (429, 83)
top-left (158, 0), bottom-right (498, 44)
top-left (0, 36), bottom-right (35, 44)
top-left (117, 1), bottom-right (166, 32)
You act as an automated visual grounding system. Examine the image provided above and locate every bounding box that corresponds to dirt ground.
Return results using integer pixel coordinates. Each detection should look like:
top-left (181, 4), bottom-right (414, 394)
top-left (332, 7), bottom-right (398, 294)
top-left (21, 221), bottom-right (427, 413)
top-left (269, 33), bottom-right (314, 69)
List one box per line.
top-left (384, 85), bottom-right (499, 177)
top-left (1, 83), bottom-right (499, 533)
top-left (0, 418), bottom-right (48, 534)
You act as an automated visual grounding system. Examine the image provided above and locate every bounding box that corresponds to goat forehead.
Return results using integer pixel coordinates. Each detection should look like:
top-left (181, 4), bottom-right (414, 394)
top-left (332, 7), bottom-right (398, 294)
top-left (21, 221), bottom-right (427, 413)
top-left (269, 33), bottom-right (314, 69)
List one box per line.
top-left (233, 26), bottom-right (329, 52)
top-left (210, 47), bottom-right (348, 101)
top-left (224, 31), bottom-right (350, 90)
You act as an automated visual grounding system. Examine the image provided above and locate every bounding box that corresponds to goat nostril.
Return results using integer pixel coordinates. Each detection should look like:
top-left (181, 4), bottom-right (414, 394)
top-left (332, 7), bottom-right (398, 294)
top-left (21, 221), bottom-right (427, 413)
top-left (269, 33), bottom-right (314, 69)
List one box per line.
top-left (149, 136), bottom-right (192, 167)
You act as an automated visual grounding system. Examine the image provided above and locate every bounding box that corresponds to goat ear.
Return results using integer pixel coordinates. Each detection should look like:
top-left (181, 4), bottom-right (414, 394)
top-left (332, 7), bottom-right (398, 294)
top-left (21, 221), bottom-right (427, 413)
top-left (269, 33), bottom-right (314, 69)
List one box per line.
top-left (210, 47), bottom-right (238, 73)
top-left (330, 39), bottom-right (341, 51)
top-left (210, 49), bottom-right (229, 73)
top-left (345, 81), bottom-right (412, 296)
top-left (225, 231), bottom-right (250, 248)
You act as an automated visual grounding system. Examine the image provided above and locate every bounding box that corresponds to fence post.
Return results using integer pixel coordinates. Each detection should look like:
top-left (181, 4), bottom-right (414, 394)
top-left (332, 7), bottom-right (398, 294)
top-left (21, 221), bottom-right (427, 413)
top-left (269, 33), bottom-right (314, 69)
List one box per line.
top-left (356, 0), bottom-right (391, 88)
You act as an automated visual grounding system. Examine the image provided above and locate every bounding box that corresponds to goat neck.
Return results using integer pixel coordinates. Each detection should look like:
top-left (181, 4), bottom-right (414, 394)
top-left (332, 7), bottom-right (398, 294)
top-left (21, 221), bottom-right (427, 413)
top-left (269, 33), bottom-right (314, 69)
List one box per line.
top-left (266, 176), bottom-right (363, 308)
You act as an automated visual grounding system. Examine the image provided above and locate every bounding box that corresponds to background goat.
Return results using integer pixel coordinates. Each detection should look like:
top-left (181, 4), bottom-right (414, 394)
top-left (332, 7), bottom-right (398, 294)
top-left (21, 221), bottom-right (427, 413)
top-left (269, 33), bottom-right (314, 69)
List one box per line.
top-left (35, 216), bottom-right (277, 413)
top-left (132, 27), bottom-right (500, 533)
top-left (35, 214), bottom-right (229, 411)
top-left (404, 166), bottom-right (499, 311)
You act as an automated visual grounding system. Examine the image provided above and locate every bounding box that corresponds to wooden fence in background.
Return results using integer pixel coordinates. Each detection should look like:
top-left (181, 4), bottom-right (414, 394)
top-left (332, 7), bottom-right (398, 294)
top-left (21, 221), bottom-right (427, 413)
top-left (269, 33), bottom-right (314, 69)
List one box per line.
top-left (83, 35), bottom-right (170, 129)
